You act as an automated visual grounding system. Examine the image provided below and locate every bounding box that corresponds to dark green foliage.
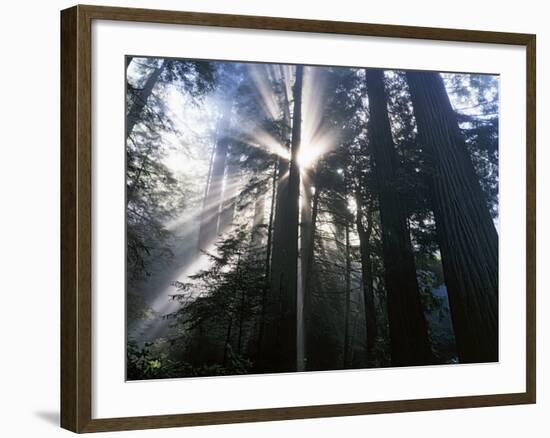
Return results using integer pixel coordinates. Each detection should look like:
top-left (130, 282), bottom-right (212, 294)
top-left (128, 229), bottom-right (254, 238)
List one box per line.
top-left (127, 339), bottom-right (253, 380)
top-left (165, 226), bottom-right (265, 375)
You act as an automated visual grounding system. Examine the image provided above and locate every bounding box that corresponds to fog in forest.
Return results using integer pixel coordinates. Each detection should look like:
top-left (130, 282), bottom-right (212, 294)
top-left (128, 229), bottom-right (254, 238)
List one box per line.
top-left (125, 56), bottom-right (499, 380)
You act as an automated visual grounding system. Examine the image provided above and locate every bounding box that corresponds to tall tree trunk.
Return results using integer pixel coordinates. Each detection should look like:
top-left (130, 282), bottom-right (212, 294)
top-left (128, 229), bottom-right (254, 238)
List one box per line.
top-left (300, 185), bottom-right (320, 371)
top-left (251, 188), bottom-right (266, 249)
top-left (302, 187), bottom-right (321, 295)
top-left (365, 69), bottom-right (432, 366)
top-left (297, 170), bottom-right (320, 371)
top-left (296, 175), bottom-right (311, 372)
top-left (406, 71), bottom-right (499, 363)
top-left (343, 224), bottom-right (352, 368)
top-left (269, 68), bottom-right (293, 293)
top-left (126, 61), bottom-right (164, 139)
top-left (256, 163), bottom-right (278, 356)
top-left (223, 315), bottom-right (233, 367)
top-left (262, 65), bottom-right (304, 372)
top-left (237, 288), bottom-right (247, 355)
top-left (265, 163), bottom-right (278, 280)
top-left (218, 159), bottom-right (240, 234)
top-left (355, 189), bottom-right (378, 365)
top-left (197, 102), bottom-right (232, 253)
top-left (258, 69), bottom-right (291, 369)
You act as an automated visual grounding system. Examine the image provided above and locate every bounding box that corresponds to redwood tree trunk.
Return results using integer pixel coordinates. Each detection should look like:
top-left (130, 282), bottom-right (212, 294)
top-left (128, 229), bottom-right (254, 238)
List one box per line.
top-left (269, 68), bottom-right (293, 291)
top-left (262, 65), bottom-right (304, 372)
top-left (406, 71), bottom-right (498, 363)
top-left (365, 69), bottom-right (432, 366)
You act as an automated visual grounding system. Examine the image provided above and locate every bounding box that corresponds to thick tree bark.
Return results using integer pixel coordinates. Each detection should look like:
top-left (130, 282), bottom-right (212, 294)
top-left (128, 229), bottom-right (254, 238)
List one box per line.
top-left (355, 190), bottom-right (378, 365)
top-left (269, 68), bottom-right (293, 292)
top-left (262, 65), bottom-right (304, 372)
top-left (365, 69), bottom-right (432, 366)
top-left (126, 61), bottom-right (164, 139)
top-left (406, 71), bottom-right (498, 363)
top-left (258, 68), bottom-right (291, 369)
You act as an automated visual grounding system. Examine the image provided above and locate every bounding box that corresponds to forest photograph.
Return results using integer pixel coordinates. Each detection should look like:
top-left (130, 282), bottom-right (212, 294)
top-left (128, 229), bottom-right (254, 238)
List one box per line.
top-left (125, 56), bottom-right (499, 381)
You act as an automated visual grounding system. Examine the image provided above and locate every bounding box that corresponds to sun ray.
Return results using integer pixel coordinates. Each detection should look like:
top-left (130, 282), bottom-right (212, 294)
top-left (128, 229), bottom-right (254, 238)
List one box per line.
top-left (296, 66), bottom-right (338, 171)
top-left (248, 64), bottom-right (282, 120)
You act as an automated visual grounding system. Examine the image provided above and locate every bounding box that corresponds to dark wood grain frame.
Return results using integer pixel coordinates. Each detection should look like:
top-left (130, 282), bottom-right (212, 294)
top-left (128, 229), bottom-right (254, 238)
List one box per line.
top-left (60, 4), bottom-right (536, 433)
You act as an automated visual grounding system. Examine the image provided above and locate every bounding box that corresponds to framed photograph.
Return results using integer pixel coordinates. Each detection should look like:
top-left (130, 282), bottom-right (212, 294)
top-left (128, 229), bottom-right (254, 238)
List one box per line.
top-left (60, 4), bottom-right (536, 433)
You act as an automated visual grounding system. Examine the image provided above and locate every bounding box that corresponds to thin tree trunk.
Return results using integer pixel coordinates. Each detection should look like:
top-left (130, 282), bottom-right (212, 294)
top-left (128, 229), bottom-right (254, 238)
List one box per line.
top-left (126, 141), bottom-right (154, 199)
top-left (197, 102), bottom-right (232, 253)
top-left (223, 316), bottom-right (233, 367)
top-left (256, 163), bottom-right (278, 356)
top-left (343, 224), bottom-right (352, 368)
top-left (297, 172), bottom-right (312, 372)
top-left (355, 189), bottom-right (378, 365)
top-left (301, 186), bottom-right (320, 371)
top-left (200, 129), bottom-right (217, 212)
top-left (265, 163), bottom-right (278, 280)
top-left (218, 160), bottom-right (240, 234)
top-left (125, 63), bottom-right (164, 196)
top-left (126, 61), bottom-right (164, 139)
top-left (237, 288), bottom-right (247, 355)
top-left (251, 188), bottom-right (266, 249)
top-left (303, 188), bottom-right (321, 294)
top-left (365, 68), bottom-right (432, 366)
top-left (406, 71), bottom-right (498, 363)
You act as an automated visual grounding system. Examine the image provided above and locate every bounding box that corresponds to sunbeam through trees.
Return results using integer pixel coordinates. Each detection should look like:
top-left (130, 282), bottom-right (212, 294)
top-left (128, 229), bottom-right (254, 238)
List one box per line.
top-left (125, 56), bottom-right (499, 380)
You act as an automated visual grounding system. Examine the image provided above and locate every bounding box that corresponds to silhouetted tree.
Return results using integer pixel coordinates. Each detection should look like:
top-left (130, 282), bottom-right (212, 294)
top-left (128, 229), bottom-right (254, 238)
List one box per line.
top-left (406, 71), bottom-right (498, 363)
top-left (365, 69), bottom-right (432, 366)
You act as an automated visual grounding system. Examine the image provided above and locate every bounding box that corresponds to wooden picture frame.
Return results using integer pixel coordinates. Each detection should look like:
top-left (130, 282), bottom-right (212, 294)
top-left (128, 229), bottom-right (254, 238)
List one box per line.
top-left (60, 4), bottom-right (536, 433)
